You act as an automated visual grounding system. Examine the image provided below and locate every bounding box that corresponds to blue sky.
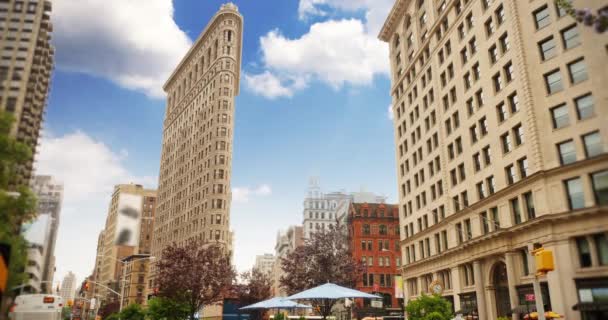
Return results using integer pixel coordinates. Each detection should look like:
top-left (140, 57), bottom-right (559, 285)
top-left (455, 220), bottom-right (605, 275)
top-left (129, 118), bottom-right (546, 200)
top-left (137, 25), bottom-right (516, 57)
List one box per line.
top-left (35, 0), bottom-right (397, 285)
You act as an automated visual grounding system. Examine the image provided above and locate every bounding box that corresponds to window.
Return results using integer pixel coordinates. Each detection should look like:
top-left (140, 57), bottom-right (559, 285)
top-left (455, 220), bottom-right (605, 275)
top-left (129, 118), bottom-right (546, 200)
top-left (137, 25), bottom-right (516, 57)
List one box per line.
top-left (363, 224), bottom-right (371, 235)
top-left (521, 249), bottom-right (530, 275)
top-left (551, 104), bottom-right (569, 129)
top-left (480, 212), bottom-right (489, 234)
top-left (477, 182), bottom-right (486, 200)
top-left (501, 133), bottom-right (512, 153)
top-left (483, 146), bottom-right (492, 165)
top-left (504, 61), bottom-right (514, 82)
top-left (493, 72), bottom-right (502, 91)
top-left (576, 237), bottom-right (592, 267)
top-left (539, 37), bottom-right (557, 60)
top-left (506, 165), bottom-right (516, 185)
top-left (485, 18), bottom-right (495, 36)
top-left (513, 124), bottom-right (524, 146)
top-left (544, 69), bottom-right (563, 94)
top-left (591, 170), bottom-right (608, 206)
top-left (518, 157), bottom-right (529, 178)
top-left (523, 191), bottom-right (536, 219)
top-left (594, 234), bottom-right (608, 266)
top-left (496, 103), bottom-right (508, 122)
top-left (487, 175), bottom-right (496, 194)
top-left (508, 92), bottom-right (519, 113)
top-left (534, 5), bottom-right (551, 29)
top-left (558, 140), bottom-right (576, 165)
top-left (489, 45), bottom-right (498, 64)
top-left (562, 25), bottom-right (580, 49)
top-left (583, 131), bottom-right (602, 158)
top-left (565, 177), bottom-right (584, 209)
top-left (496, 5), bottom-right (505, 24)
top-left (511, 197), bottom-right (522, 224)
top-left (499, 33), bottom-right (510, 52)
top-left (568, 59), bottom-right (588, 84)
top-left (575, 94), bottom-right (594, 120)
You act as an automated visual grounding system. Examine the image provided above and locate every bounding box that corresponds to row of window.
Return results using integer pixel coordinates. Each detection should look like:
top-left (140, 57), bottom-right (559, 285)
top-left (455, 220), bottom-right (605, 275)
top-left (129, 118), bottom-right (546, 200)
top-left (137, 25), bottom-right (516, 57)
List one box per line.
top-left (544, 57), bottom-right (587, 95)
top-left (557, 131), bottom-right (602, 166)
top-left (361, 256), bottom-right (397, 268)
top-left (360, 239), bottom-right (400, 252)
top-left (550, 93), bottom-right (594, 129)
top-left (362, 273), bottom-right (397, 288)
top-left (361, 224), bottom-right (399, 236)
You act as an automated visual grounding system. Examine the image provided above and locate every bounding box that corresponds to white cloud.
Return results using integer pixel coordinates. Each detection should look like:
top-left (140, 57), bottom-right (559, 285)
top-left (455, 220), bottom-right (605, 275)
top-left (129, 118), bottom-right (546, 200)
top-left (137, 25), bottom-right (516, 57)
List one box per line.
top-left (232, 184), bottom-right (273, 203)
top-left (247, 1), bottom-right (392, 99)
top-left (34, 131), bottom-right (156, 282)
top-left (387, 104), bottom-right (394, 120)
top-left (52, 0), bottom-right (191, 98)
top-left (297, 0), bottom-right (394, 35)
top-left (244, 71), bottom-right (305, 99)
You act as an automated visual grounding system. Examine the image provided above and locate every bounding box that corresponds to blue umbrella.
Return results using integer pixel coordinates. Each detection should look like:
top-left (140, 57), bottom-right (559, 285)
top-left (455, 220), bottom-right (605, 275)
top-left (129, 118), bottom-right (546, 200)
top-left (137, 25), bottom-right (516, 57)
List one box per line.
top-left (240, 297), bottom-right (313, 310)
top-left (285, 283), bottom-right (380, 300)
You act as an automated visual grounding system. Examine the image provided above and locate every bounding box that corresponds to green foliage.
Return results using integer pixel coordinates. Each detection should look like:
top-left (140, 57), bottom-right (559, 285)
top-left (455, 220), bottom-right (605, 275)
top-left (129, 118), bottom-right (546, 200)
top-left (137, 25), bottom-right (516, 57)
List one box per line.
top-left (0, 222), bottom-right (28, 294)
top-left (298, 316), bottom-right (306, 320)
top-left (405, 294), bottom-right (453, 320)
top-left (274, 312), bottom-right (286, 320)
top-left (119, 303), bottom-right (146, 320)
top-left (61, 306), bottom-right (72, 320)
top-left (146, 297), bottom-right (190, 320)
top-left (0, 111), bottom-right (32, 189)
top-left (106, 313), bottom-right (121, 320)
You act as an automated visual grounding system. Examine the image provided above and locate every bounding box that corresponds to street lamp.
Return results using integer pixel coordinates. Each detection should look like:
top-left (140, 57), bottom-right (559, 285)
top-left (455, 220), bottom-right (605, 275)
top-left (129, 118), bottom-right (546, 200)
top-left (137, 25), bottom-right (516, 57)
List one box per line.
top-left (96, 254), bottom-right (155, 312)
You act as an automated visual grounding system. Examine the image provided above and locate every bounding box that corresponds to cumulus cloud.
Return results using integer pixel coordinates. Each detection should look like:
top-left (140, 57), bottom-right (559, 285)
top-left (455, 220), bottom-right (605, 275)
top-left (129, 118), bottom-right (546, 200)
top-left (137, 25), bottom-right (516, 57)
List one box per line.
top-left (52, 0), bottom-right (191, 98)
top-left (298, 0), bottom-right (394, 35)
top-left (246, 1), bottom-right (392, 99)
top-left (243, 71), bottom-right (307, 99)
top-left (232, 184), bottom-right (273, 203)
top-left (34, 131), bottom-right (156, 282)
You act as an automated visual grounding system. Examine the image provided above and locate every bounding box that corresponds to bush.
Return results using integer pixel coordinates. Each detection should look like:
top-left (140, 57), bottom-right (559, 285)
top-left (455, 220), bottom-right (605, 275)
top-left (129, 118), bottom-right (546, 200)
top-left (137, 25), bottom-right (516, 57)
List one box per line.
top-left (405, 294), bottom-right (453, 320)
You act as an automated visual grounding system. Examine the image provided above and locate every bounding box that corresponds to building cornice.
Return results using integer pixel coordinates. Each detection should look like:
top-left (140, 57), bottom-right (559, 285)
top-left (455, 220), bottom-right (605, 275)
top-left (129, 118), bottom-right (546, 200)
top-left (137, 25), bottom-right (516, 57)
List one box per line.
top-left (378, 0), bottom-right (411, 42)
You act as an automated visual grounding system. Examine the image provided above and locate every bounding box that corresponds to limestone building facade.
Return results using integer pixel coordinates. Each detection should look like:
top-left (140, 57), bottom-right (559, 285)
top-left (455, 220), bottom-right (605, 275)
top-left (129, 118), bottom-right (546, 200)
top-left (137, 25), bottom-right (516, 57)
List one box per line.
top-left (151, 3), bottom-right (243, 270)
top-left (379, 0), bottom-right (607, 319)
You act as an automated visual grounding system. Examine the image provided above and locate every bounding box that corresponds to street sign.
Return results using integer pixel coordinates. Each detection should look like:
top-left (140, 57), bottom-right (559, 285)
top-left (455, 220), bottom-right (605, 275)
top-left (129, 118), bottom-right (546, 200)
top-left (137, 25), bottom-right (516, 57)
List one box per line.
top-left (525, 294), bottom-right (535, 302)
top-left (371, 300), bottom-right (383, 308)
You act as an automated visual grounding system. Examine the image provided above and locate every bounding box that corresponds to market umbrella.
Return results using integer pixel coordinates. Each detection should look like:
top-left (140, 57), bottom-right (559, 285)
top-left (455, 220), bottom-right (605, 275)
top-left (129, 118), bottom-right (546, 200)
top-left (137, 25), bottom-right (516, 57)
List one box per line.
top-left (240, 297), bottom-right (312, 310)
top-left (285, 283), bottom-right (380, 300)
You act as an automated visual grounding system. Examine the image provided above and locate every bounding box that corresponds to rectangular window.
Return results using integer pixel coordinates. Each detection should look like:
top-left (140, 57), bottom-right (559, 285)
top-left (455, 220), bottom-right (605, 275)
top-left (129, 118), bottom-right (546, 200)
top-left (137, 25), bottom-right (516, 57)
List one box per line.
top-left (487, 175), bottom-right (496, 194)
top-left (497, 102), bottom-right (508, 122)
top-left (591, 170), bottom-right (608, 206)
top-left (523, 191), bottom-right (536, 219)
top-left (568, 59), bottom-right (588, 84)
top-left (534, 5), bottom-right (551, 29)
top-left (575, 94), bottom-right (594, 119)
top-left (513, 124), bottom-right (524, 146)
top-left (511, 197), bottom-right (522, 224)
top-left (489, 45), bottom-right (498, 64)
top-left (565, 177), bottom-right (585, 209)
top-left (508, 92), bottom-right (519, 112)
top-left (480, 212), bottom-right (489, 234)
top-left (544, 69), bottom-right (563, 94)
top-left (504, 61), bottom-right (514, 82)
top-left (499, 33), bottom-right (510, 52)
top-left (518, 157), bottom-right (529, 178)
top-left (594, 233), bottom-right (608, 266)
top-left (558, 140), bottom-right (576, 165)
top-left (506, 165), bottom-right (516, 185)
top-left (501, 133), bottom-right (512, 153)
top-left (491, 206), bottom-right (499, 229)
top-left (539, 36), bottom-right (557, 60)
top-left (521, 249), bottom-right (530, 275)
top-left (493, 72), bottom-right (502, 91)
top-left (576, 237), bottom-right (592, 267)
top-left (583, 131), bottom-right (602, 158)
top-left (477, 182), bottom-right (486, 200)
top-left (496, 5), bottom-right (505, 24)
top-left (551, 104), bottom-right (569, 129)
top-left (562, 25), bottom-right (580, 49)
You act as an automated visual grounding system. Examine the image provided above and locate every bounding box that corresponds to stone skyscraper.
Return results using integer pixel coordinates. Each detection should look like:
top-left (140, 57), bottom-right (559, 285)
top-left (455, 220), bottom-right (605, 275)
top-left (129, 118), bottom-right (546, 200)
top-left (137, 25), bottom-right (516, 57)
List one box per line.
top-left (379, 1), bottom-right (607, 319)
top-left (151, 3), bottom-right (243, 266)
top-left (0, 0), bottom-right (54, 187)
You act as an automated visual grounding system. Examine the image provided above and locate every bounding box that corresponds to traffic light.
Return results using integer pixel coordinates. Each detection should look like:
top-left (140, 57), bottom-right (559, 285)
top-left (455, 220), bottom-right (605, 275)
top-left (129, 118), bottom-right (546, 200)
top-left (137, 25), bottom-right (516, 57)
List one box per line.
top-left (532, 247), bottom-right (554, 274)
top-left (84, 281), bottom-right (90, 290)
top-left (67, 299), bottom-right (74, 307)
top-left (0, 243), bottom-right (10, 294)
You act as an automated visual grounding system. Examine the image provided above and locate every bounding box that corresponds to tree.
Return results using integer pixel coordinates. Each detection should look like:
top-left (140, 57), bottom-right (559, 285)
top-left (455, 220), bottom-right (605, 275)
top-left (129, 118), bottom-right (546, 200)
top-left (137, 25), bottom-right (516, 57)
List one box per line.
top-left (405, 294), bottom-right (453, 320)
top-left (0, 110), bottom-right (37, 319)
top-left (98, 300), bottom-right (120, 319)
top-left (146, 297), bottom-right (190, 320)
top-left (156, 241), bottom-right (236, 320)
top-left (280, 222), bottom-right (365, 320)
top-left (118, 303), bottom-right (146, 320)
top-left (232, 269), bottom-right (272, 320)
top-left (556, 0), bottom-right (608, 33)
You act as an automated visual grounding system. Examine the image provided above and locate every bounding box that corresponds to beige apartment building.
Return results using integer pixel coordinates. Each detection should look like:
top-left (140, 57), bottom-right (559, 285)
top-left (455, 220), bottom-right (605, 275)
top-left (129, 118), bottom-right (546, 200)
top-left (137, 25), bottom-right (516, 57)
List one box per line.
top-left (379, 0), bottom-right (607, 319)
top-left (120, 254), bottom-right (151, 307)
top-left (151, 2), bottom-right (242, 277)
top-left (0, 0), bottom-right (54, 187)
top-left (96, 184), bottom-right (156, 302)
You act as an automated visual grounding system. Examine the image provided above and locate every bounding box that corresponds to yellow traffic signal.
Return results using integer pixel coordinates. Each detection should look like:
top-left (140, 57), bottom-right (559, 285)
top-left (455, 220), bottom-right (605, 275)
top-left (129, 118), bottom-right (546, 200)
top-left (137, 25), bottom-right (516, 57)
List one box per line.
top-left (67, 299), bottom-right (74, 307)
top-left (533, 248), bottom-right (554, 274)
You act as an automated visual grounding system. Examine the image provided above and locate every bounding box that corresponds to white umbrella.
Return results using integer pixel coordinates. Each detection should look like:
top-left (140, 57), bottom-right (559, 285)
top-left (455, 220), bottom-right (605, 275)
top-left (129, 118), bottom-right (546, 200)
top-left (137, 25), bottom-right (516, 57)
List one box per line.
top-left (286, 283), bottom-right (380, 300)
top-left (240, 297), bottom-right (312, 310)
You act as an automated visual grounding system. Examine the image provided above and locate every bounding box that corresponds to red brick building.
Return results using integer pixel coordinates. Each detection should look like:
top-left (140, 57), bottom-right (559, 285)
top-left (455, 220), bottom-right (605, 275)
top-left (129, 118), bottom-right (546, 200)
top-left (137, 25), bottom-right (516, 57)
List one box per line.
top-left (348, 202), bottom-right (402, 314)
